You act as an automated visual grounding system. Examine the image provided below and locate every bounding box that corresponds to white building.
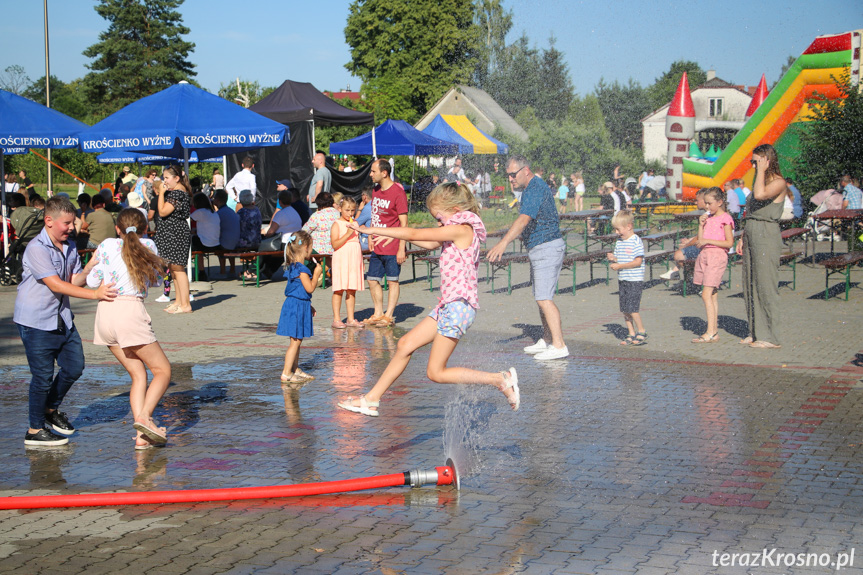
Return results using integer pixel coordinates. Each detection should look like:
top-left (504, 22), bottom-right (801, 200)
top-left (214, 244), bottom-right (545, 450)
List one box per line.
top-left (642, 71), bottom-right (754, 163)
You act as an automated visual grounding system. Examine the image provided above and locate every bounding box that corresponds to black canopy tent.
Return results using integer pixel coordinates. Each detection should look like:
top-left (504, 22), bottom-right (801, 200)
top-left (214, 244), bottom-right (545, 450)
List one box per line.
top-left (228, 81), bottom-right (374, 219)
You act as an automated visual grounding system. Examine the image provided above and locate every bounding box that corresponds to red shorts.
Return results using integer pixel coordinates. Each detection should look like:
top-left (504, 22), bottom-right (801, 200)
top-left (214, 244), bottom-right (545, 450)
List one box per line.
top-left (693, 248), bottom-right (728, 288)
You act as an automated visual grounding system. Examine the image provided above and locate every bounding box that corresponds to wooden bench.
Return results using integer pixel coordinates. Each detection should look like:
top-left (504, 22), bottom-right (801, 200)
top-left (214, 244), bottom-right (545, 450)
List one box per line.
top-left (821, 251), bottom-right (863, 300)
top-left (642, 230), bottom-right (680, 251)
top-left (590, 228), bottom-right (648, 250)
top-left (642, 250), bottom-right (675, 281)
top-left (781, 227), bottom-right (811, 257)
top-left (220, 250), bottom-right (333, 288)
top-left (561, 250), bottom-right (609, 293)
top-left (190, 249), bottom-right (229, 281)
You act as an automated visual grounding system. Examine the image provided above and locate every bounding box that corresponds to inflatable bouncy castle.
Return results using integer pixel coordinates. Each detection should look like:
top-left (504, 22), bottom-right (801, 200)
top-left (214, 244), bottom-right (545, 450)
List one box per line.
top-left (677, 29), bottom-right (862, 200)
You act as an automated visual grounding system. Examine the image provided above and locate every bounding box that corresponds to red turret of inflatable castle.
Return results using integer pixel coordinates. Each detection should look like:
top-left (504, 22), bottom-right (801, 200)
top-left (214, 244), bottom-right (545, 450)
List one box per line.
top-left (745, 74), bottom-right (770, 120)
top-left (664, 72), bottom-right (695, 201)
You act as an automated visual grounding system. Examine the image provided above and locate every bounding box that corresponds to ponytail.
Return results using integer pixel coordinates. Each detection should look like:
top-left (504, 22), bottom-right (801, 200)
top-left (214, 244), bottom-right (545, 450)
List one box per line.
top-left (117, 209), bottom-right (166, 291)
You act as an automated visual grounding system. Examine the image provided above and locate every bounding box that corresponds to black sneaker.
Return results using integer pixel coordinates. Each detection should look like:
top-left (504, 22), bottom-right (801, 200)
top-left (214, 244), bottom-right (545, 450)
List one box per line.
top-left (45, 411), bottom-right (75, 436)
top-left (25, 428), bottom-right (69, 446)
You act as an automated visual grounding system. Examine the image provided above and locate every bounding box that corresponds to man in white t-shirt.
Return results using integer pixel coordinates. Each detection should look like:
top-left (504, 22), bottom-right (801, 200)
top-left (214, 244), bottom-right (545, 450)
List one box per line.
top-left (225, 156), bottom-right (257, 211)
top-left (446, 157), bottom-right (466, 183)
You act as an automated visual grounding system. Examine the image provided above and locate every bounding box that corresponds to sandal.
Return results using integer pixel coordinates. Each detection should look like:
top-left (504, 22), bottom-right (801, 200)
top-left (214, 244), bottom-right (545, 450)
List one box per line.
top-left (631, 332), bottom-right (648, 346)
top-left (346, 320), bottom-right (365, 328)
top-left (750, 340), bottom-right (781, 349)
top-left (362, 314), bottom-right (384, 325)
top-left (739, 336), bottom-right (754, 345)
top-left (692, 333), bottom-right (719, 343)
top-left (500, 367), bottom-right (520, 411)
top-left (332, 320), bottom-right (347, 329)
top-left (294, 369), bottom-right (315, 381)
top-left (620, 335), bottom-right (635, 346)
top-left (166, 306), bottom-right (193, 314)
top-left (337, 395), bottom-right (380, 417)
top-left (374, 315), bottom-right (395, 327)
top-left (163, 304), bottom-right (179, 313)
top-left (242, 270), bottom-right (257, 280)
top-left (133, 419), bottom-right (167, 444)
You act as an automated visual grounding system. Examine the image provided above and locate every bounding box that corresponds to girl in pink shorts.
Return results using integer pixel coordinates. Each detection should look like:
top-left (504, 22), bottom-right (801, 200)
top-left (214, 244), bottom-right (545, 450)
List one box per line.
top-left (692, 187), bottom-right (735, 343)
top-left (337, 183), bottom-right (520, 417)
top-left (84, 209), bottom-right (172, 449)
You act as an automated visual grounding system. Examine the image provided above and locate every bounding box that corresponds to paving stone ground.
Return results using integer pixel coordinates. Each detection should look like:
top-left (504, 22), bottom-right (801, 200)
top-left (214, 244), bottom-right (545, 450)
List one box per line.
top-left (1, 237), bottom-right (862, 574)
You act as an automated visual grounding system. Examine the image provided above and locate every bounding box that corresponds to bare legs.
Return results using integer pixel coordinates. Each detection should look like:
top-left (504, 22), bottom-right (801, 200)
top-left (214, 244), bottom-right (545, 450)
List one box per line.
top-left (169, 264), bottom-right (192, 312)
top-left (537, 299), bottom-right (565, 349)
top-left (282, 337), bottom-right (302, 379)
top-left (333, 290), bottom-right (360, 326)
top-left (700, 286), bottom-right (718, 338)
top-left (341, 317), bottom-right (517, 413)
top-left (109, 342), bottom-right (171, 447)
top-left (368, 279), bottom-right (399, 320)
top-left (623, 311), bottom-right (645, 337)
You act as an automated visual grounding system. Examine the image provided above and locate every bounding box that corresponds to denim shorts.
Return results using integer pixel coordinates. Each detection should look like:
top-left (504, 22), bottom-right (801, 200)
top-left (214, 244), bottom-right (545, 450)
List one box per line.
top-left (429, 300), bottom-right (476, 339)
top-left (682, 245), bottom-right (700, 260)
top-left (367, 253), bottom-right (401, 282)
top-left (528, 238), bottom-right (565, 301)
top-left (618, 280), bottom-right (643, 314)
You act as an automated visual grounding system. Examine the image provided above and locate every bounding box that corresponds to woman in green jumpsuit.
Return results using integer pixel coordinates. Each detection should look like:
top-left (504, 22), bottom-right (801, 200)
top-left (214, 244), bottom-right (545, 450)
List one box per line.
top-left (736, 144), bottom-right (788, 349)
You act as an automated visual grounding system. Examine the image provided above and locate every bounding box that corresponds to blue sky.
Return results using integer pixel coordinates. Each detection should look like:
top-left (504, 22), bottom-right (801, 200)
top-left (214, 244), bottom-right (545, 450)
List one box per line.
top-left (1, 1), bottom-right (860, 98)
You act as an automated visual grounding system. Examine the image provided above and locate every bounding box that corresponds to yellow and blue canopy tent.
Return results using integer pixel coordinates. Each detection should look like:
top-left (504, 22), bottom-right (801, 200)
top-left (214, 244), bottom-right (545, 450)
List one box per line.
top-left (420, 114), bottom-right (508, 155)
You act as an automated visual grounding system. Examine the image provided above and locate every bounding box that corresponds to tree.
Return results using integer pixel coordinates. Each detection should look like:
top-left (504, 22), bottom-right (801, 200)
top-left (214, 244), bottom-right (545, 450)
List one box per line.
top-left (567, 94), bottom-right (605, 129)
top-left (22, 76), bottom-right (90, 122)
top-left (645, 60), bottom-right (706, 111)
top-left (773, 55), bottom-right (798, 89)
top-left (534, 35), bottom-right (573, 121)
top-left (344, 0), bottom-right (479, 122)
top-left (794, 72), bottom-right (863, 199)
top-left (485, 34), bottom-right (541, 119)
top-left (82, 0), bottom-right (196, 116)
top-left (218, 79), bottom-right (275, 108)
top-left (595, 78), bottom-right (652, 149)
top-left (0, 65), bottom-right (31, 95)
top-left (472, 0), bottom-right (512, 89)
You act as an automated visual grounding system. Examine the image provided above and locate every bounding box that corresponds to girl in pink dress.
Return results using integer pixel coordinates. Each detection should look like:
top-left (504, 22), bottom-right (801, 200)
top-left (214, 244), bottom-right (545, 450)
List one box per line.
top-left (337, 183), bottom-right (520, 417)
top-left (330, 196), bottom-right (365, 328)
top-left (692, 187), bottom-right (735, 343)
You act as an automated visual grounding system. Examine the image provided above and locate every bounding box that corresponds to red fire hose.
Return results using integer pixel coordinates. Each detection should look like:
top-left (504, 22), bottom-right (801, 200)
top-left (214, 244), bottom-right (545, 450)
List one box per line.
top-left (0, 462), bottom-right (458, 511)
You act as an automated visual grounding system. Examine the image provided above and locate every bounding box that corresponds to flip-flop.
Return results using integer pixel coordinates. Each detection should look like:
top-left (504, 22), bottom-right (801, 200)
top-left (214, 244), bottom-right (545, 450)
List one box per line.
top-left (163, 304), bottom-right (179, 313)
top-left (346, 320), bottom-right (365, 328)
top-left (739, 336), bottom-right (754, 345)
top-left (501, 367), bottom-right (520, 411)
top-left (166, 307), bottom-right (193, 314)
top-left (750, 341), bottom-right (781, 349)
top-left (338, 396), bottom-right (379, 417)
top-left (133, 420), bottom-right (167, 444)
top-left (692, 333), bottom-right (719, 343)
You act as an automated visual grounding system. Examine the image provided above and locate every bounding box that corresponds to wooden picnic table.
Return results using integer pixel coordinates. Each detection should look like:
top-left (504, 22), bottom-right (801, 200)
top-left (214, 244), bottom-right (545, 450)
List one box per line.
top-left (630, 201), bottom-right (667, 227)
top-left (559, 209), bottom-right (613, 252)
top-left (813, 209), bottom-right (863, 252)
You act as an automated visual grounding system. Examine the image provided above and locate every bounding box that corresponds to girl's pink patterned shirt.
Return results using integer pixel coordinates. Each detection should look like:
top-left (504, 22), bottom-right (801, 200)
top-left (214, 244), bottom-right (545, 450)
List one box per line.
top-left (438, 211), bottom-right (486, 310)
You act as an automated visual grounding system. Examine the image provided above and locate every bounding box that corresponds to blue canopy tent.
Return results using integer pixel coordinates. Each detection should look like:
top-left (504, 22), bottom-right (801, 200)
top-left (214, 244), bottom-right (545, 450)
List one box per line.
top-left (330, 120), bottom-right (459, 212)
top-left (78, 82), bottom-right (288, 280)
top-left (0, 89), bottom-right (87, 255)
top-left (329, 119), bottom-right (459, 157)
top-left (77, 82), bottom-right (288, 162)
top-left (96, 150), bottom-right (223, 165)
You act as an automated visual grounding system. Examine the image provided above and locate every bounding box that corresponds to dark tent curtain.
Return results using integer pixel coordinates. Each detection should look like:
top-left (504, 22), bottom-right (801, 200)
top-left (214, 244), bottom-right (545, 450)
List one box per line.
top-left (228, 80), bottom-right (375, 220)
top-left (227, 121), bottom-right (313, 221)
top-left (329, 161), bottom-right (372, 199)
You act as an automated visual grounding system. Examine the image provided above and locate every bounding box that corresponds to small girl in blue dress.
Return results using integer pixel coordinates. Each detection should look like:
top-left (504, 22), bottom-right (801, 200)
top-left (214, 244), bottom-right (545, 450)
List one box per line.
top-left (277, 231), bottom-right (323, 383)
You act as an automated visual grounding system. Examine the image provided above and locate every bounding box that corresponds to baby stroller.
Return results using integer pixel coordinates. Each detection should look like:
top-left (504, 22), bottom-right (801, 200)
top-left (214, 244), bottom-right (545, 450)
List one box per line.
top-left (0, 209), bottom-right (44, 286)
top-left (805, 189), bottom-right (843, 241)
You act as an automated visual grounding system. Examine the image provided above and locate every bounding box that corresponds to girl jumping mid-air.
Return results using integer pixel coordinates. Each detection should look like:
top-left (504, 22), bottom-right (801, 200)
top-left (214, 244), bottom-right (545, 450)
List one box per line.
top-left (84, 209), bottom-right (172, 450)
top-left (277, 231), bottom-right (324, 383)
top-left (338, 182), bottom-right (520, 417)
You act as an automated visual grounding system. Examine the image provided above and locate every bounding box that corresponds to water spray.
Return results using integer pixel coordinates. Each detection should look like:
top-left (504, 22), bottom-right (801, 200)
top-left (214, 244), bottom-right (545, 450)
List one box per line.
top-left (0, 460), bottom-right (459, 511)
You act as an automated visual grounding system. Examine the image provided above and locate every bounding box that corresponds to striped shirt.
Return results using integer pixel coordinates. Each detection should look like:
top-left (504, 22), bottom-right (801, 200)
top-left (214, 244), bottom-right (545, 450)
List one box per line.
top-left (613, 234), bottom-right (644, 282)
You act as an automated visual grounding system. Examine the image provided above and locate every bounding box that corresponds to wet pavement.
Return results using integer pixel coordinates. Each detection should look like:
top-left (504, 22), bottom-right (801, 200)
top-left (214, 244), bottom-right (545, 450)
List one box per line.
top-left (1, 241), bottom-right (863, 574)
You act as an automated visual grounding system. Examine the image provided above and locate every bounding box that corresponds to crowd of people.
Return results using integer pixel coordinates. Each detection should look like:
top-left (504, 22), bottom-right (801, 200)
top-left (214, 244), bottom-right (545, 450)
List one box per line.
top-left (9, 144), bottom-right (861, 448)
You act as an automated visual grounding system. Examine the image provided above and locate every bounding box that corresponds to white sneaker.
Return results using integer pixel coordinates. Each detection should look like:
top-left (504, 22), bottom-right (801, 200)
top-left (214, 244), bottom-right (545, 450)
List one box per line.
top-left (155, 295), bottom-right (170, 303)
top-left (189, 293), bottom-right (195, 301)
top-left (535, 345), bottom-right (569, 360)
top-left (660, 269), bottom-right (679, 280)
top-left (523, 339), bottom-right (548, 354)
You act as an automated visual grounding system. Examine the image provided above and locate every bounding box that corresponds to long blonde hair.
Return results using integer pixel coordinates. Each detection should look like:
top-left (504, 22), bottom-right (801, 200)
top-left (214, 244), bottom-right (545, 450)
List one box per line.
top-left (426, 182), bottom-right (480, 216)
top-left (283, 230), bottom-right (313, 267)
top-left (117, 209), bottom-right (166, 291)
